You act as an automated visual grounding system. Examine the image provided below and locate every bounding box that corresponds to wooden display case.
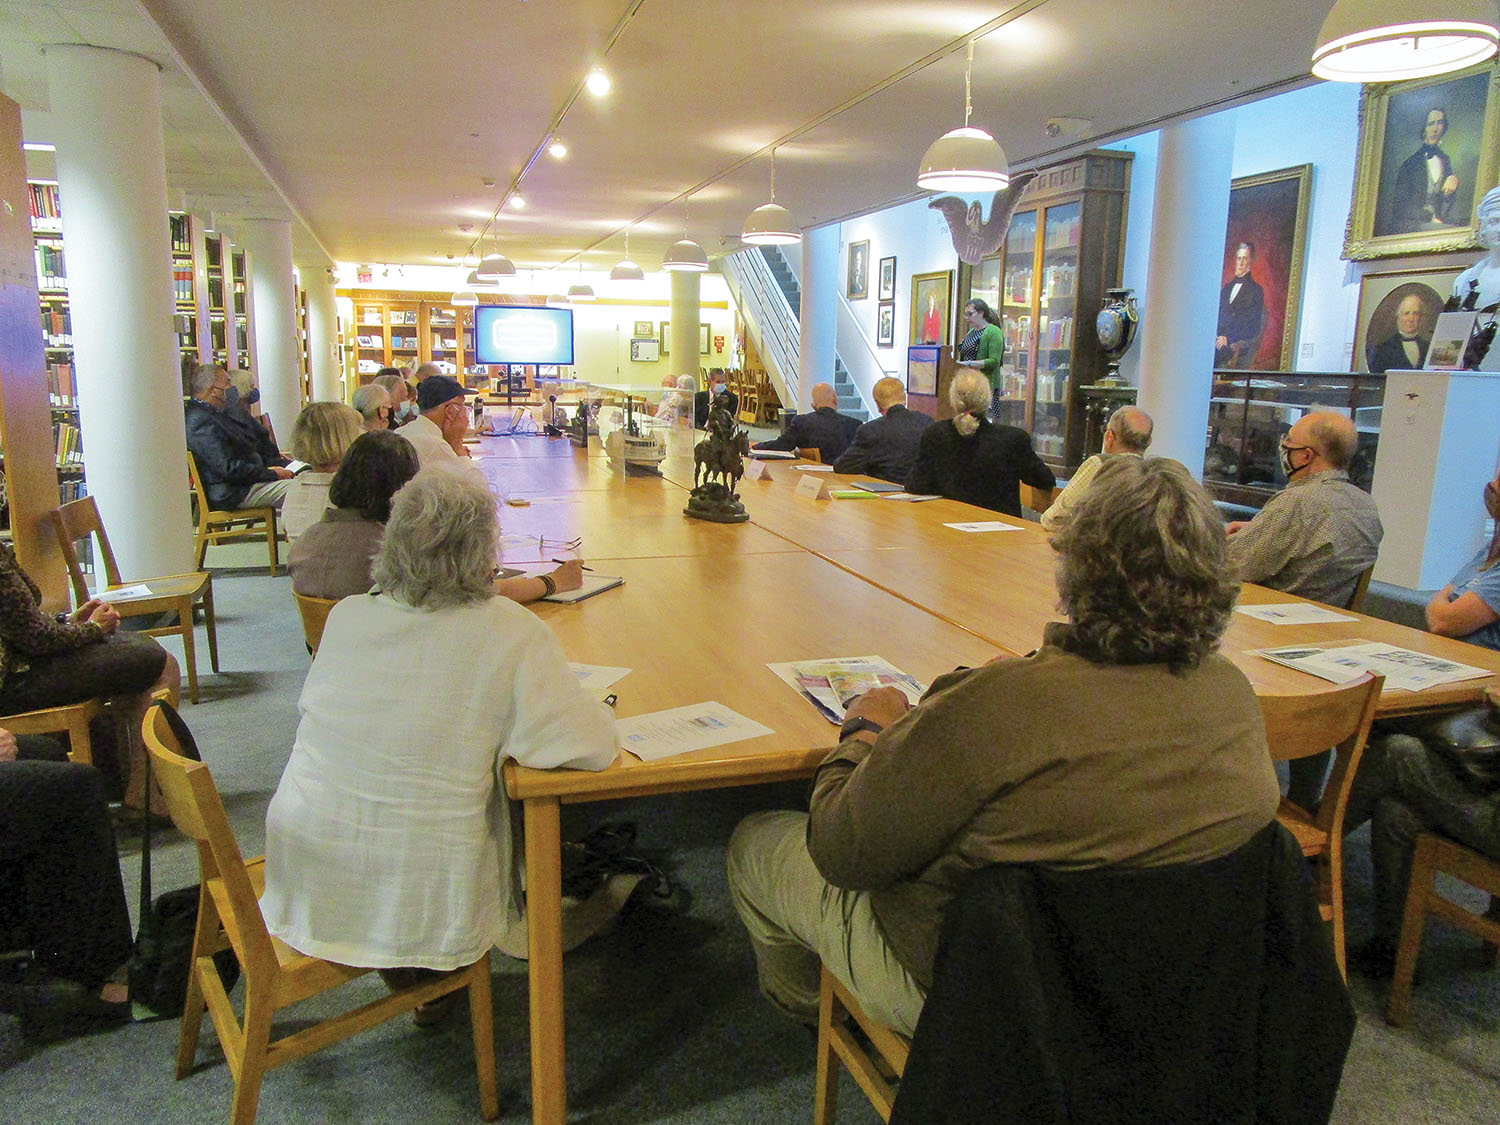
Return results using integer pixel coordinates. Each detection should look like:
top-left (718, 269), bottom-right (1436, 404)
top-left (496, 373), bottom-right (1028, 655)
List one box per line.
top-left (959, 149), bottom-right (1131, 470)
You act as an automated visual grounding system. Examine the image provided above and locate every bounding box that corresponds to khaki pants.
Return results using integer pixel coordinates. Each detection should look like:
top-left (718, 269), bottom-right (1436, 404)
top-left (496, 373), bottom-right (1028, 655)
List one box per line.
top-left (726, 809), bottom-right (926, 1036)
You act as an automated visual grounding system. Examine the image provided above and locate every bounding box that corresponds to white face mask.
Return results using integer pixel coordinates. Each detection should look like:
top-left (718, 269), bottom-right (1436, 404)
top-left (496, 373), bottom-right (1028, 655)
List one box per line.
top-left (1279, 444), bottom-right (1311, 479)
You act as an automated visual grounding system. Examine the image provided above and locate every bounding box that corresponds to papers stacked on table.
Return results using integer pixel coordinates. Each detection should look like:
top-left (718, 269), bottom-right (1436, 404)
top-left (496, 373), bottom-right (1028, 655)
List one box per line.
top-left (1234, 603), bottom-right (1358, 625)
top-left (1251, 640), bottom-right (1492, 692)
top-left (766, 655), bottom-right (926, 724)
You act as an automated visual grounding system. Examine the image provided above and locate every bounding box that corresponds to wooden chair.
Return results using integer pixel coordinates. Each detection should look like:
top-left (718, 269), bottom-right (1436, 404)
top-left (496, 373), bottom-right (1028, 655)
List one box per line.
top-left (141, 704), bottom-right (499, 1125)
top-left (51, 495), bottom-right (219, 703)
top-left (0, 698), bottom-right (103, 765)
top-left (186, 450), bottom-right (280, 577)
top-left (1259, 672), bottom-right (1384, 979)
top-left (292, 591), bottom-right (337, 655)
top-left (1345, 565), bottom-right (1375, 614)
top-left (813, 966), bottom-right (911, 1124)
top-left (1387, 832), bottom-right (1500, 1026)
top-left (1020, 482), bottom-right (1058, 515)
top-left (796, 447), bottom-right (823, 464)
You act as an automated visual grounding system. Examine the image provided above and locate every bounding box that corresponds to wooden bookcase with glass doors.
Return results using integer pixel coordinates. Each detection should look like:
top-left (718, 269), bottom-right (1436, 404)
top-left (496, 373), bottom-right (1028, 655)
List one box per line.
top-left (958, 149), bottom-right (1131, 471)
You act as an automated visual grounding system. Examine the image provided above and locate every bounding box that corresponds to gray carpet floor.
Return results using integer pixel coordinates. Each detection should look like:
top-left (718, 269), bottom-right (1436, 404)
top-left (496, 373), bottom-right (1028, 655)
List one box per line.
top-left (2, 565), bottom-right (1498, 1123)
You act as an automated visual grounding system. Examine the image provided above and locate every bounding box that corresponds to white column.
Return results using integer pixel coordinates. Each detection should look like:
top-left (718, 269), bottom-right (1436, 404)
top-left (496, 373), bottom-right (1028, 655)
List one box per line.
top-left (44, 45), bottom-right (192, 577)
top-left (238, 218), bottom-right (301, 432)
top-left (303, 267), bottom-right (342, 402)
top-left (669, 269), bottom-right (701, 385)
top-left (1134, 116), bottom-right (1236, 476)
top-left (796, 224), bottom-right (839, 410)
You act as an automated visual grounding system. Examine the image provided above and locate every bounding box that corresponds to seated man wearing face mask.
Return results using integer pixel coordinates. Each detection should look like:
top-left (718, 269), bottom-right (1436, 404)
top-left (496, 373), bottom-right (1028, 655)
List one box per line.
top-left (695, 371), bottom-right (738, 429)
top-left (1226, 411), bottom-right (1384, 811)
top-left (1224, 411), bottom-right (1383, 609)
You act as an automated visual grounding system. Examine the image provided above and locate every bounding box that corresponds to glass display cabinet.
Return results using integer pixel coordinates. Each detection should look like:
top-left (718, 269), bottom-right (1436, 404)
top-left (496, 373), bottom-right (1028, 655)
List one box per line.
top-left (1204, 370), bottom-right (1386, 509)
top-left (960, 150), bottom-right (1132, 470)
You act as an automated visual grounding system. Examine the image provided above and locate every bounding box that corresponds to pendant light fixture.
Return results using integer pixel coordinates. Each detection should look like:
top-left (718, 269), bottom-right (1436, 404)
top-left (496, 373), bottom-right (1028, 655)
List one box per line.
top-left (476, 232), bottom-right (516, 280)
top-left (1312, 0), bottom-right (1498, 82)
top-left (742, 147), bottom-right (801, 246)
top-left (917, 41), bottom-right (1009, 193)
top-left (451, 289), bottom-right (478, 307)
top-left (662, 195), bottom-right (709, 272)
top-left (610, 226), bottom-right (646, 282)
top-left (567, 261), bottom-right (596, 302)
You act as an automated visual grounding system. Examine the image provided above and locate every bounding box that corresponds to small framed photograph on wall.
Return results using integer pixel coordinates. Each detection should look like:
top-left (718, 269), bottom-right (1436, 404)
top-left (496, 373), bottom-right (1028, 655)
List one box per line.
top-left (878, 256), bottom-right (896, 301)
top-left (876, 302), bottom-right (895, 348)
top-left (847, 240), bottom-right (870, 300)
top-left (633, 320), bottom-right (653, 338)
top-left (659, 322), bottom-right (670, 354)
top-left (700, 323), bottom-right (711, 355)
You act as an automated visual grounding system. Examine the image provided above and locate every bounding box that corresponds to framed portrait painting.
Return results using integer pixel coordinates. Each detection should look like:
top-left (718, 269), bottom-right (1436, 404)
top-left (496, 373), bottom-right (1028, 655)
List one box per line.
top-left (878, 255), bottom-right (896, 301)
top-left (1214, 164), bottom-right (1311, 372)
top-left (699, 323), bottom-right (711, 356)
top-left (659, 321), bottom-right (670, 354)
top-left (1350, 265), bottom-right (1461, 373)
top-left (876, 301), bottom-right (895, 348)
top-left (1345, 62), bottom-right (1500, 259)
top-left (910, 270), bottom-right (953, 347)
top-left (847, 240), bottom-right (870, 300)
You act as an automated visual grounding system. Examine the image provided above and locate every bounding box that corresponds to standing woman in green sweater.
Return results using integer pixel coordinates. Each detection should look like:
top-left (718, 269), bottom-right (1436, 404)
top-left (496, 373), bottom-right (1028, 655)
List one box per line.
top-left (957, 298), bottom-right (1005, 419)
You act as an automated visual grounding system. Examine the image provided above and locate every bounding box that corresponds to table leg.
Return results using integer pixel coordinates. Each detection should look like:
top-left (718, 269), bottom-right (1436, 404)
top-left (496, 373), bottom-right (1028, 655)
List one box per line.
top-left (176, 596), bottom-right (199, 704)
top-left (525, 795), bottom-right (566, 1124)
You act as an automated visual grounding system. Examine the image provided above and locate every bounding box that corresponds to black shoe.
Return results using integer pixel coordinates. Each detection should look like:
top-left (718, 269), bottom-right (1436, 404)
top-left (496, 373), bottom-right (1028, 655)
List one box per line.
top-left (0, 961), bottom-right (130, 1040)
top-left (1348, 938), bottom-right (1422, 985)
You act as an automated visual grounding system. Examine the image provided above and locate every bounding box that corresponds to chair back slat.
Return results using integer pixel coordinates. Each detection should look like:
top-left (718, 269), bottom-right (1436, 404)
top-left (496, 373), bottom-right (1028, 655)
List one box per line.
top-left (293, 591), bottom-right (338, 654)
top-left (143, 703), bottom-right (278, 968)
top-left (1257, 674), bottom-right (1381, 762)
top-left (51, 496), bottom-right (125, 598)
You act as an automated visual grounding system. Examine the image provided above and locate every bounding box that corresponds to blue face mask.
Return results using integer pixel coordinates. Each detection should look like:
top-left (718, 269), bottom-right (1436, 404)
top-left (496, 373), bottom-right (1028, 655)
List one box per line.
top-left (222, 385), bottom-right (239, 410)
top-left (245, 386), bottom-right (260, 406)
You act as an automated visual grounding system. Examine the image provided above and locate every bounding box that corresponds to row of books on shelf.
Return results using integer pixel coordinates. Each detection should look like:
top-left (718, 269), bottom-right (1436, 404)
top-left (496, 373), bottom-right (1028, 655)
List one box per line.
top-left (391, 335), bottom-right (417, 349)
top-left (55, 421), bottom-right (83, 467)
top-left (431, 335), bottom-right (457, 349)
top-left (359, 307), bottom-right (421, 327)
top-left (169, 214), bottom-right (192, 254)
top-left (42, 305), bottom-right (72, 348)
top-left (1001, 314), bottom-right (1075, 350)
top-left (34, 241), bottom-right (66, 290)
top-left (1041, 262), bottom-right (1077, 297)
top-left (1005, 269), bottom-right (1032, 305)
top-left (1044, 213), bottom-right (1081, 250)
top-left (173, 266), bottom-right (195, 303)
top-left (29, 183), bottom-right (61, 229)
top-left (47, 362), bottom-right (76, 406)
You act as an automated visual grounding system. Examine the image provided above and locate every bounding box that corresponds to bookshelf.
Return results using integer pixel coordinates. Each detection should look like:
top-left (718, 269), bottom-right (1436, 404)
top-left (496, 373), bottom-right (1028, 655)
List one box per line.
top-left (230, 247), bottom-right (251, 371)
top-left (338, 289), bottom-right (519, 386)
top-left (958, 150), bottom-right (1131, 470)
top-left (295, 282), bottom-right (311, 402)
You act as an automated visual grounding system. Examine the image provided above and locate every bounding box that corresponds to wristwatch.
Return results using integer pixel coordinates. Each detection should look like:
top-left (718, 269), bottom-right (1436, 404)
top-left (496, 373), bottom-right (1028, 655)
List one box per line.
top-left (839, 715), bottom-right (885, 741)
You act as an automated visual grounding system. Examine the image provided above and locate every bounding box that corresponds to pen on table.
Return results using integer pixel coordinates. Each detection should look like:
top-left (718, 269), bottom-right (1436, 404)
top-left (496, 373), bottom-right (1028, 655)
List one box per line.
top-left (552, 558), bottom-right (594, 571)
top-left (603, 693), bottom-right (618, 708)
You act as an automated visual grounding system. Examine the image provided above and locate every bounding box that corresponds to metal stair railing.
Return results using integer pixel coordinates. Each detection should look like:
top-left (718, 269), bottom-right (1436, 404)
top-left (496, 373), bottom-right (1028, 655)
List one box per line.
top-left (720, 248), bottom-right (798, 411)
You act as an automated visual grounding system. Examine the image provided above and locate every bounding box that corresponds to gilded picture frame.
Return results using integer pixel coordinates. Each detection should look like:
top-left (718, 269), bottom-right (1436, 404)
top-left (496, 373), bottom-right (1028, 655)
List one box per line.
top-left (1215, 164), bottom-right (1312, 372)
top-left (1344, 62), bottom-right (1500, 260)
top-left (1350, 264), bottom-right (1461, 373)
top-left (910, 270), bottom-right (952, 347)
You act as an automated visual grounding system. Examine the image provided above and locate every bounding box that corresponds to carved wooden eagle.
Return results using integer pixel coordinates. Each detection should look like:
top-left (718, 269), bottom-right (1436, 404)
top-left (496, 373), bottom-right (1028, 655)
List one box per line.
top-left (928, 171), bottom-right (1038, 265)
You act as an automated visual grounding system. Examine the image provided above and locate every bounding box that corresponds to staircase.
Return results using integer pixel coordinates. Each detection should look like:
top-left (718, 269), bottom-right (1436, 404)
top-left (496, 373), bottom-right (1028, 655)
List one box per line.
top-left (752, 247), bottom-right (867, 423)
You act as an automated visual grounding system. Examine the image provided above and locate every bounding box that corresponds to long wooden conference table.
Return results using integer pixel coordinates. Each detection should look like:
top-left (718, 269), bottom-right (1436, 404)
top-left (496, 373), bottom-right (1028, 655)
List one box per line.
top-left (473, 428), bottom-right (1500, 1124)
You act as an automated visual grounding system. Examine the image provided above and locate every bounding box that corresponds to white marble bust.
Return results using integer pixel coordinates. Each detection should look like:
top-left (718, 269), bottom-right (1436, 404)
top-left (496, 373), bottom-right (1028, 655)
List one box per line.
top-left (1452, 185), bottom-right (1500, 369)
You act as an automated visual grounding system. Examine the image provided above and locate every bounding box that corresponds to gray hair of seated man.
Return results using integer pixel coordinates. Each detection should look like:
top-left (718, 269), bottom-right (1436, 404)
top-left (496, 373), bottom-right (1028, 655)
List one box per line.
top-left (1051, 456), bottom-right (1236, 672)
top-left (351, 383), bottom-right (391, 422)
top-left (949, 370), bottom-right (991, 436)
top-left (372, 464), bottom-right (500, 610)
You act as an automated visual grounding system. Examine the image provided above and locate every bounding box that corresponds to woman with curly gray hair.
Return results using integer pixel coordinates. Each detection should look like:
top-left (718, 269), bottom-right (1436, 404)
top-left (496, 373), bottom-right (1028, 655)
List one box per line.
top-left (262, 464), bottom-right (616, 997)
top-left (728, 455), bottom-right (1278, 1036)
top-left (904, 369), bottom-right (1055, 516)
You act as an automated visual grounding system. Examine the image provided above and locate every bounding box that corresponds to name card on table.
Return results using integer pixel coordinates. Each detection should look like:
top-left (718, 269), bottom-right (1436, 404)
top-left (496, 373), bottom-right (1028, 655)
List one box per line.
top-left (742, 458), bottom-right (771, 482)
top-left (795, 473), bottom-right (831, 500)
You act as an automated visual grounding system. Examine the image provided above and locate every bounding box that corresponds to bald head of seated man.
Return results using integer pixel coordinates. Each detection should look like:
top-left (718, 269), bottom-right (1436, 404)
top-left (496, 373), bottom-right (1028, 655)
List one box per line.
top-left (1224, 410), bottom-right (1383, 608)
top-left (1039, 406), bottom-right (1153, 532)
top-left (832, 376), bottom-right (934, 482)
top-left (754, 380), bottom-right (862, 463)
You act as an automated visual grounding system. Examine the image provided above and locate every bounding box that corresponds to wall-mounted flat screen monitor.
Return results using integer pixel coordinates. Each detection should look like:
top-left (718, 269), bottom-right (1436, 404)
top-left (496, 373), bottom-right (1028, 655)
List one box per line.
top-left (473, 306), bottom-right (575, 366)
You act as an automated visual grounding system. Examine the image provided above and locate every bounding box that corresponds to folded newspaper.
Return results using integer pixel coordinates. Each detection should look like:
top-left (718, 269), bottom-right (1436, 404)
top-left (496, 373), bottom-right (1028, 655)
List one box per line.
top-left (1251, 640), bottom-right (1491, 693)
top-left (765, 656), bottom-right (927, 724)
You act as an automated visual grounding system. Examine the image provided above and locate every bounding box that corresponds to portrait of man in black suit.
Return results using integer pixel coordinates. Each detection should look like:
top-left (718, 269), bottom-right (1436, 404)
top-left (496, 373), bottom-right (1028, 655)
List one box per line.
top-left (1389, 107), bottom-right (1460, 233)
top-left (1367, 292), bottom-right (1434, 373)
top-left (1215, 241), bottom-right (1264, 369)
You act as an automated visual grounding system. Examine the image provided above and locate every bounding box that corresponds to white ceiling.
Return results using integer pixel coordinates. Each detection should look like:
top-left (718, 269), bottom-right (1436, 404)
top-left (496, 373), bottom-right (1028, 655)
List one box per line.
top-left (0, 0), bottom-right (1330, 280)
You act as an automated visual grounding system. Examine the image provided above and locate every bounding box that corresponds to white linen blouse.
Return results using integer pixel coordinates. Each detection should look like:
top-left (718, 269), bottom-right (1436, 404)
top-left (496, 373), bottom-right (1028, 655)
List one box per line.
top-left (280, 471), bottom-right (334, 541)
top-left (261, 591), bottom-right (616, 969)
